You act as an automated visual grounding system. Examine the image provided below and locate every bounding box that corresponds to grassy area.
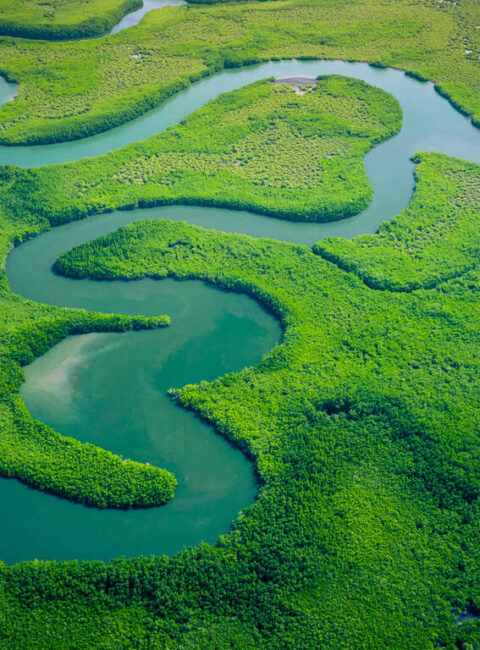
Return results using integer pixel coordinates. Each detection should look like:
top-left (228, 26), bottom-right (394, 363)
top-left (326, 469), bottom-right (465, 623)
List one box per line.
top-left (0, 0), bottom-right (477, 145)
top-left (0, 0), bottom-right (142, 39)
top-left (3, 76), bottom-right (401, 223)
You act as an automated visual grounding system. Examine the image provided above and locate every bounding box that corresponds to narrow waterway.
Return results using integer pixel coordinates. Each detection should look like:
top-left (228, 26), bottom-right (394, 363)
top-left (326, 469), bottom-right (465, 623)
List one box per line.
top-left (109, 0), bottom-right (186, 35)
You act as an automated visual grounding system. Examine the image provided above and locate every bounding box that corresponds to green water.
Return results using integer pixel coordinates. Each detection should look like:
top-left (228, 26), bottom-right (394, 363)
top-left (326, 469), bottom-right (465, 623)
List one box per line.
top-left (3, 59), bottom-right (480, 564)
top-left (4, 214), bottom-right (281, 563)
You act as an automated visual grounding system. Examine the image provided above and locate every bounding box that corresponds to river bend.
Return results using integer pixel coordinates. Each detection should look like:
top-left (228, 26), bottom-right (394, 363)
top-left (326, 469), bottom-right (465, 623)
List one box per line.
top-left (2, 59), bottom-right (480, 563)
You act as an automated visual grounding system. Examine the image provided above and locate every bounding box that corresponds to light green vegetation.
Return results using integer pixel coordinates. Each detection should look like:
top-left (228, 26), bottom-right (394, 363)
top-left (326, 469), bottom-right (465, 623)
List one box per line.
top-left (0, 0), bottom-right (477, 144)
top-left (314, 152), bottom-right (480, 290)
top-left (0, 0), bottom-right (142, 39)
top-left (4, 77), bottom-right (401, 222)
top-left (46, 151), bottom-right (480, 648)
top-left (1, 0), bottom-right (480, 646)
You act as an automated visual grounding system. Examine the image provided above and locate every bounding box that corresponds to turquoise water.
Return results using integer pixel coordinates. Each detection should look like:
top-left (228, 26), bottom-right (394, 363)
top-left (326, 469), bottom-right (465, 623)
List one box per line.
top-left (3, 58), bottom-right (480, 564)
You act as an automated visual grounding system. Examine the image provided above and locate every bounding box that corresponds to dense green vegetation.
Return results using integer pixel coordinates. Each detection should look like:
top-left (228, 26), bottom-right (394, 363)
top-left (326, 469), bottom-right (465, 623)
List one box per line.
top-left (1, 149), bottom-right (480, 646)
top-left (314, 152), bottom-right (480, 290)
top-left (48, 151), bottom-right (480, 648)
top-left (1, 76), bottom-right (401, 222)
top-left (0, 0), bottom-right (142, 40)
top-left (2, 0), bottom-right (480, 646)
top-left (0, 0), bottom-right (477, 144)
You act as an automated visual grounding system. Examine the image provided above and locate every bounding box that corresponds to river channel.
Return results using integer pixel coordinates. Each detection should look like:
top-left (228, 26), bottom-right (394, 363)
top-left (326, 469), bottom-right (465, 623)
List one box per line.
top-left (2, 47), bottom-right (480, 564)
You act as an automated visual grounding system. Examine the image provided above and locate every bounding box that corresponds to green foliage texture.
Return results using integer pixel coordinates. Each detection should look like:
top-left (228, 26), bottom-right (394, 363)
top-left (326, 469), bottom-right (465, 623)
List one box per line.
top-left (50, 152), bottom-right (480, 648)
top-left (0, 0), bottom-right (478, 144)
top-left (314, 152), bottom-right (480, 290)
top-left (2, 77), bottom-right (401, 223)
top-left (1, 0), bottom-right (480, 648)
top-left (0, 0), bottom-right (142, 40)
top-left (1, 124), bottom-right (480, 649)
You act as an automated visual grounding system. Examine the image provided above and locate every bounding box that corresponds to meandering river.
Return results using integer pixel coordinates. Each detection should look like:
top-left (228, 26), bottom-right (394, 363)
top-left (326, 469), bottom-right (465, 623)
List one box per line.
top-left (2, 49), bottom-right (480, 564)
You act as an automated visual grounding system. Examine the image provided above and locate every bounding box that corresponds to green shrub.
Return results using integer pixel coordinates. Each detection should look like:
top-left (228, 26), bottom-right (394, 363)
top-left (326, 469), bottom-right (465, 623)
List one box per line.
top-left (0, 0), bottom-right (142, 39)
